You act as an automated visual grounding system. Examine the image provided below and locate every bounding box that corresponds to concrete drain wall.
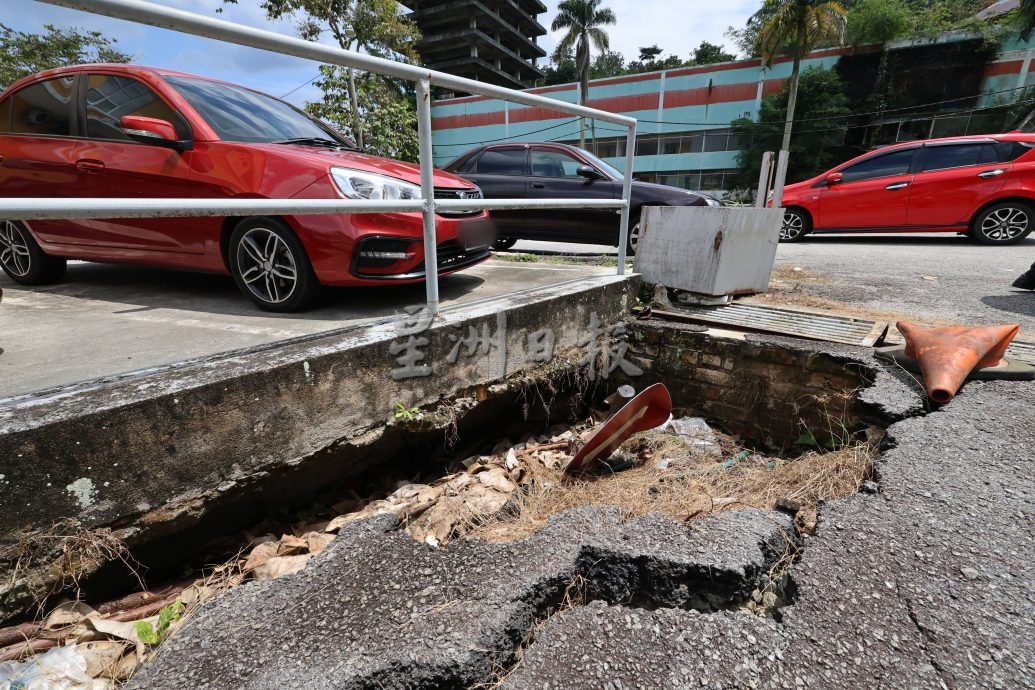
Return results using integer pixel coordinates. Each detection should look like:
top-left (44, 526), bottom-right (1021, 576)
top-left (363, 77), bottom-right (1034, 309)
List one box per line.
top-left (624, 319), bottom-right (875, 449)
top-left (1, 313), bottom-right (899, 642)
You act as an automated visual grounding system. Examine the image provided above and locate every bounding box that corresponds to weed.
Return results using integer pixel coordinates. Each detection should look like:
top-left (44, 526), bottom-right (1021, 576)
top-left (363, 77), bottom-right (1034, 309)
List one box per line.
top-left (136, 600), bottom-right (184, 645)
top-left (393, 402), bottom-right (421, 422)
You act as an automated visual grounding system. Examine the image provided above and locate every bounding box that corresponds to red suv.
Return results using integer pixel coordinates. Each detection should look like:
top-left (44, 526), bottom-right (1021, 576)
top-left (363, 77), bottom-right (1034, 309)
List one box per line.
top-left (0, 65), bottom-right (493, 311)
top-left (778, 133), bottom-right (1035, 245)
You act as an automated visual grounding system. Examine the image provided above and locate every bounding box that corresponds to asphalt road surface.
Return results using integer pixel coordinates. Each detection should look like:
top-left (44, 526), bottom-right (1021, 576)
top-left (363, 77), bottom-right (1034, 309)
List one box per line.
top-left (512, 234), bottom-right (1035, 333)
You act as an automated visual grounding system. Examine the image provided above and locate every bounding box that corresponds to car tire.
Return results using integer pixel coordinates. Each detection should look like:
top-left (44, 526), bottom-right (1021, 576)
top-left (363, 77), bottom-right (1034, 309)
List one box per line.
top-left (780, 208), bottom-right (811, 243)
top-left (0, 220), bottom-right (67, 285)
top-left (625, 214), bottom-right (642, 256)
top-left (969, 201), bottom-right (1034, 245)
top-left (229, 218), bottom-right (320, 312)
top-left (492, 237), bottom-right (517, 251)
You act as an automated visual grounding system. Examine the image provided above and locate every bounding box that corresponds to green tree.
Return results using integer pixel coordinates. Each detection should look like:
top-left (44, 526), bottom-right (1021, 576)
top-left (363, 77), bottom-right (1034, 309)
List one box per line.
top-left (732, 66), bottom-right (851, 189)
top-left (727, 0), bottom-right (783, 57)
top-left (551, 0), bottom-right (617, 147)
top-left (0, 23), bottom-right (131, 91)
top-left (756, 0), bottom-right (847, 189)
top-left (307, 67), bottom-right (418, 161)
top-left (222, 0), bottom-right (419, 149)
top-left (591, 50), bottom-right (626, 78)
top-left (1021, 0), bottom-right (1035, 40)
top-left (845, 0), bottom-right (911, 44)
top-left (626, 45), bottom-right (684, 73)
top-left (689, 41), bottom-right (736, 65)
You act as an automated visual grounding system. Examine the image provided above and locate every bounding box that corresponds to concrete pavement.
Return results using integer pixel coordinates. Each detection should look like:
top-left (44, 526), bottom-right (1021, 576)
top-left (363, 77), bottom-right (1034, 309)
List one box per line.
top-left (0, 259), bottom-right (612, 399)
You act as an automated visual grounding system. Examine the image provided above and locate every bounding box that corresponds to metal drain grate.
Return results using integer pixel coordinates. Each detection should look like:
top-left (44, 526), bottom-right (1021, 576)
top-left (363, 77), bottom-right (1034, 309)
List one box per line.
top-left (655, 303), bottom-right (889, 347)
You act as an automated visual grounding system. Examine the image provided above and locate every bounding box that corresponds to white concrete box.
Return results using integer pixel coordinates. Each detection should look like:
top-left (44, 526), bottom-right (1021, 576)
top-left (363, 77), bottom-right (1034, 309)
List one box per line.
top-left (633, 206), bottom-right (783, 296)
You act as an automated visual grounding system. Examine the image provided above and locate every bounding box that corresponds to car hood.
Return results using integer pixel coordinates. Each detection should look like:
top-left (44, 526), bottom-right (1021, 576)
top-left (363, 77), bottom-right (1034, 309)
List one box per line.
top-left (782, 178), bottom-right (816, 198)
top-left (633, 180), bottom-right (706, 202)
top-left (247, 143), bottom-right (477, 189)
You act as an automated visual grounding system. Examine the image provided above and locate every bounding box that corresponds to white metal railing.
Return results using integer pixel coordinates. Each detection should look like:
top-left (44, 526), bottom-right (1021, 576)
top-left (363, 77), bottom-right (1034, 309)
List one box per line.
top-left (5, 0), bottom-right (639, 314)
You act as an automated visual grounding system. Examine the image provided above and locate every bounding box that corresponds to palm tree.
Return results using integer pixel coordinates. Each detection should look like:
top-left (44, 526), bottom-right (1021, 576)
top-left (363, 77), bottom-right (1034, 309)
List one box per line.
top-left (551, 0), bottom-right (616, 148)
top-left (756, 0), bottom-right (846, 192)
top-left (1021, 0), bottom-right (1035, 41)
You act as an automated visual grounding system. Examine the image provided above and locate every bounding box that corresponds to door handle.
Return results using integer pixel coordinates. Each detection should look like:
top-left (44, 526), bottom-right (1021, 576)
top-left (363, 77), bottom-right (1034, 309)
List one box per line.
top-left (885, 182), bottom-right (910, 191)
top-left (531, 182), bottom-right (545, 189)
top-left (76, 159), bottom-right (105, 172)
top-left (978, 169), bottom-right (1006, 179)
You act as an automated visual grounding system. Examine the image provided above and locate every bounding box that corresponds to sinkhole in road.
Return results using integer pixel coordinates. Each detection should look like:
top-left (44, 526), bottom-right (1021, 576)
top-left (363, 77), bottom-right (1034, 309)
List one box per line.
top-left (2, 322), bottom-right (887, 680)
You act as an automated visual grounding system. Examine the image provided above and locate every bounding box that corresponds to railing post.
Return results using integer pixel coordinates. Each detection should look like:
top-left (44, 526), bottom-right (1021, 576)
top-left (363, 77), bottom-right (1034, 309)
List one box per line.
top-left (771, 149), bottom-right (790, 208)
top-left (615, 122), bottom-right (637, 275)
top-left (416, 78), bottom-right (439, 316)
top-left (755, 151), bottom-right (774, 208)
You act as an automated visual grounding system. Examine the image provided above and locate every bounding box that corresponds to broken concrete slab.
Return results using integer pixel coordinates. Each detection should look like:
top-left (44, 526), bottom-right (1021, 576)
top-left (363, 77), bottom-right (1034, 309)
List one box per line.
top-left (0, 275), bottom-right (638, 622)
top-left (124, 507), bottom-right (796, 690)
top-left (501, 379), bottom-right (1035, 689)
top-left (503, 600), bottom-right (784, 689)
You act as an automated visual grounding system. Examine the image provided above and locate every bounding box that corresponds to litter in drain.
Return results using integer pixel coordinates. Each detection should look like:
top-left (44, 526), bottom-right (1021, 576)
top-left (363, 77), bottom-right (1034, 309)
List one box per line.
top-left (654, 303), bottom-right (889, 346)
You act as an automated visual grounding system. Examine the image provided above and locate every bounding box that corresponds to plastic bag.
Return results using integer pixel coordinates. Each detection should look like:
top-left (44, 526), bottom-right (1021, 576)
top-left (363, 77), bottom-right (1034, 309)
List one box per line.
top-left (0, 644), bottom-right (108, 690)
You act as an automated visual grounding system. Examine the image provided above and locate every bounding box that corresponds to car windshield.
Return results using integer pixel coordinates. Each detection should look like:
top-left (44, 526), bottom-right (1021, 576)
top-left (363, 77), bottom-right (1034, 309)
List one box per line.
top-left (164, 76), bottom-right (356, 148)
top-left (573, 147), bottom-right (624, 180)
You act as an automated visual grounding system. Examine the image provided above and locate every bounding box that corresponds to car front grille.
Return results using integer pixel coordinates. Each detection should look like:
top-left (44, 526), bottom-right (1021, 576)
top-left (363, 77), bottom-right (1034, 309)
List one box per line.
top-left (434, 187), bottom-right (482, 217)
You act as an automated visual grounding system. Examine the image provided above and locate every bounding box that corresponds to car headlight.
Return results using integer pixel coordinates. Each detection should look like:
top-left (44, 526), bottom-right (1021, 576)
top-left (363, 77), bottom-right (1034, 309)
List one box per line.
top-left (704, 196), bottom-right (722, 207)
top-left (331, 167), bottom-right (423, 200)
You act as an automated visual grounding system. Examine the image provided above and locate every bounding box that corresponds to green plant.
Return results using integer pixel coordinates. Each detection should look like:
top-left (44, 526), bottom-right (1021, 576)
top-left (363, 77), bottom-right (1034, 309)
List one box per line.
top-left (551, 0), bottom-right (617, 146)
top-left (756, 0), bottom-right (848, 157)
top-left (394, 401), bottom-right (421, 422)
top-left (135, 600), bottom-right (184, 645)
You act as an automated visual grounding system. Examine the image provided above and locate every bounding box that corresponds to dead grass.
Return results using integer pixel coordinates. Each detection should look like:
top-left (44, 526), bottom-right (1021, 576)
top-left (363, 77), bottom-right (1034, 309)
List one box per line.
top-left (769, 266), bottom-right (831, 285)
top-left (1, 521), bottom-right (142, 617)
top-left (466, 430), bottom-right (877, 544)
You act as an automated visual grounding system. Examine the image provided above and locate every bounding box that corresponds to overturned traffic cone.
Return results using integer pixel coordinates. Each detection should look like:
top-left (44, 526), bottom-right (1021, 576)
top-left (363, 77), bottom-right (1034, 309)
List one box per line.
top-left (897, 321), bottom-right (1020, 403)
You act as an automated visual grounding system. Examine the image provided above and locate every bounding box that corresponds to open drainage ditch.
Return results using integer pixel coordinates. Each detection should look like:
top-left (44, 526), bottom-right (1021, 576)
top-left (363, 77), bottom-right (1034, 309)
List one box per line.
top-left (0, 319), bottom-right (892, 687)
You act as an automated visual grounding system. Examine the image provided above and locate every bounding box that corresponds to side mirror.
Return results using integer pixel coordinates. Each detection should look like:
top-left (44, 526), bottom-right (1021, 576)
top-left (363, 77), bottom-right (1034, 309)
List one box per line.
top-left (825, 172), bottom-right (843, 185)
top-left (576, 164), bottom-right (604, 181)
top-left (120, 115), bottom-right (192, 151)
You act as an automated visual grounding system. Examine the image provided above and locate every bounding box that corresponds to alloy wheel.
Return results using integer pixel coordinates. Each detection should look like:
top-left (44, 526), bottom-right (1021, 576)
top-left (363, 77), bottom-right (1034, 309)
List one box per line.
top-left (781, 212), bottom-right (804, 241)
top-left (0, 221), bottom-right (31, 278)
top-left (628, 222), bottom-right (641, 252)
top-left (235, 227), bottom-right (298, 305)
top-left (980, 206), bottom-right (1029, 242)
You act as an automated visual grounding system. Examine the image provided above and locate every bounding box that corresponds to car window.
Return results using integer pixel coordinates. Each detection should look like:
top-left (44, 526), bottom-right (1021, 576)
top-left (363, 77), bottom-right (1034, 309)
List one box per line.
top-left (530, 149), bottom-right (585, 178)
top-left (0, 96), bottom-right (10, 133)
top-left (456, 152), bottom-right (481, 173)
top-left (85, 75), bottom-right (189, 141)
top-left (475, 148), bottom-right (526, 175)
top-left (999, 141), bottom-right (1035, 162)
top-left (9, 76), bottom-right (75, 136)
top-left (840, 148), bottom-right (916, 183)
top-left (165, 76), bottom-right (351, 145)
top-left (921, 144), bottom-right (996, 173)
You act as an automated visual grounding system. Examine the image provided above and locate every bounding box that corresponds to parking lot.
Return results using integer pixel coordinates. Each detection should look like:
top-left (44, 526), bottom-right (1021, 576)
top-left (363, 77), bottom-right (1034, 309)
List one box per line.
top-left (0, 258), bottom-right (613, 399)
top-left (5, 232), bottom-right (1035, 400)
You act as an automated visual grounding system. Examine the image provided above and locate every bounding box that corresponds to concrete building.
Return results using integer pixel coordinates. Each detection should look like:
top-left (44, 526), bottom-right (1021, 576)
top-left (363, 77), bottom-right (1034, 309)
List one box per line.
top-left (400, 0), bottom-right (547, 90)
top-left (430, 33), bottom-right (1035, 194)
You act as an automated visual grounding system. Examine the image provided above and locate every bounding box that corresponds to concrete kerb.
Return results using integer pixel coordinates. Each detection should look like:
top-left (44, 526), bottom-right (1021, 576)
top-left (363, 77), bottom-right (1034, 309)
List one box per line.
top-left (0, 273), bottom-right (638, 548)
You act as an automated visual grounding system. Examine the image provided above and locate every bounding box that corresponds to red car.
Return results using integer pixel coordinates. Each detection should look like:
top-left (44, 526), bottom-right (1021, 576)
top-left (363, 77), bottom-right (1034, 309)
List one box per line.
top-left (0, 64), bottom-right (492, 311)
top-left (778, 133), bottom-right (1035, 245)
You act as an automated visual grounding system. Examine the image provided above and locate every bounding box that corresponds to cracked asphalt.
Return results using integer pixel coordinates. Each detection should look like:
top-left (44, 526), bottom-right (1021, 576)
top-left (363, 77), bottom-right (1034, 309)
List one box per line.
top-left (122, 335), bottom-right (1035, 689)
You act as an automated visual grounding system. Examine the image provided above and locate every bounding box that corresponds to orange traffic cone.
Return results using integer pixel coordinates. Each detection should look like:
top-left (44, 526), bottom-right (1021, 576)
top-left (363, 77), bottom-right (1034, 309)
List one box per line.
top-left (897, 321), bottom-right (1020, 403)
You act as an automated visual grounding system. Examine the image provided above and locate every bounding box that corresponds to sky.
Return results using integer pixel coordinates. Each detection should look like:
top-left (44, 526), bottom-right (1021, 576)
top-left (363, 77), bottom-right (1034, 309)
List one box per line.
top-left (3, 0), bottom-right (758, 107)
